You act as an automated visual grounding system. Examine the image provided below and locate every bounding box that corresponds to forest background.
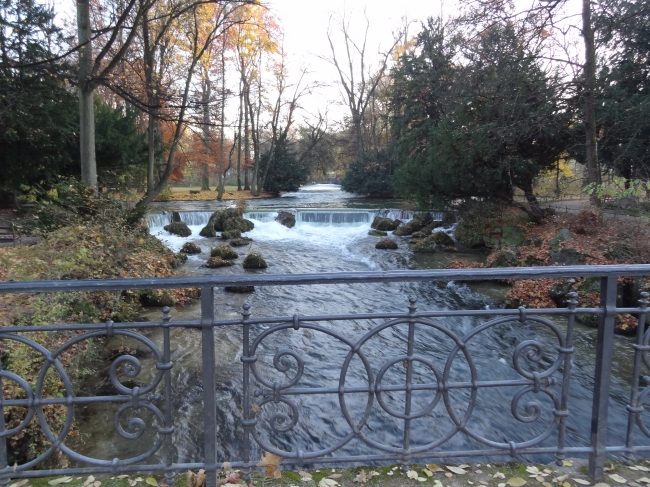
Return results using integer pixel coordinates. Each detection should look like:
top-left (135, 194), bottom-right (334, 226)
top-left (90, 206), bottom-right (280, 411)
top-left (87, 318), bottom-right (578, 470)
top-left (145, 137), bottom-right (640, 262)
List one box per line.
top-left (0, 0), bottom-right (649, 213)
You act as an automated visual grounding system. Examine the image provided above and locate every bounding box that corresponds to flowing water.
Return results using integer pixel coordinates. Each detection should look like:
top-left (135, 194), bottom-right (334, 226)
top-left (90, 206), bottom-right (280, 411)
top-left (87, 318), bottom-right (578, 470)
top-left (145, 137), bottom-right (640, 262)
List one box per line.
top-left (76, 185), bottom-right (647, 466)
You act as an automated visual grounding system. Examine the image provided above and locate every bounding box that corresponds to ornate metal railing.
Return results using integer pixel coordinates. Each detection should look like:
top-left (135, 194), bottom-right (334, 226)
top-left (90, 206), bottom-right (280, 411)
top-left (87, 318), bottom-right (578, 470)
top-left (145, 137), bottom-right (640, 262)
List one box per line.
top-left (2, 265), bottom-right (650, 485)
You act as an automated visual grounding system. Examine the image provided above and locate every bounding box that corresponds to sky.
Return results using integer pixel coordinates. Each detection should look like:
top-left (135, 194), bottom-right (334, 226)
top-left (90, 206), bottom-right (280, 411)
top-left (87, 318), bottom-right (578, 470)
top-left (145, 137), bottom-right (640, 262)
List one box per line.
top-left (264, 0), bottom-right (442, 125)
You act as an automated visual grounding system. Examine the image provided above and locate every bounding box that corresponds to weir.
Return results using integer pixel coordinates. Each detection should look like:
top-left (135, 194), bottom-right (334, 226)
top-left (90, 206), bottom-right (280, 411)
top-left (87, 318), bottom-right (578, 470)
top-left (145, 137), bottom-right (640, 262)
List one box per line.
top-left (146, 208), bottom-right (446, 228)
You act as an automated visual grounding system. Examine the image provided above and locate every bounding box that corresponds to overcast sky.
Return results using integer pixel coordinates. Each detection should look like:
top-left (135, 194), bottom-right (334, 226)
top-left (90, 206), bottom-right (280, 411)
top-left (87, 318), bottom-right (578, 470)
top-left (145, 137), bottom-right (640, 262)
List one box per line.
top-left (264, 0), bottom-right (442, 125)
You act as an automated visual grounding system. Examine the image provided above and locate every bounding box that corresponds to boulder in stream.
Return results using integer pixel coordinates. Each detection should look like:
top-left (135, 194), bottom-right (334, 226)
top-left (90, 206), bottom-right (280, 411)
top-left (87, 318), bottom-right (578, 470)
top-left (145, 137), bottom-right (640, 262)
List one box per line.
top-left (276, 211), bottom-right (296, 228)
top-left (393, 213), bottom-right (433, 236)
top-left (180, 242), bottom-right (201, 254)
top-left (413, 232), bottom-right (455, 253)
top-left (199, 224), bottom-right (216, 238)
top-left (206, 257), bottom-right (234, 268)
top-left (375, 238), bottom-right (398, 250)
top-left (368, 229), bottom-right (387, 237)
top-left (211, 246), bottom-right (239, 260)
top-left (221, 230), bottom-right (242, 240)
top-left (371, 216), bottom-right (401, 231)
top-left (229, 237), bottom-right (252, 247)
top-left (243, 253), bottom-right (267, 269)
top-left (164, 221), bottom-right (191, 237)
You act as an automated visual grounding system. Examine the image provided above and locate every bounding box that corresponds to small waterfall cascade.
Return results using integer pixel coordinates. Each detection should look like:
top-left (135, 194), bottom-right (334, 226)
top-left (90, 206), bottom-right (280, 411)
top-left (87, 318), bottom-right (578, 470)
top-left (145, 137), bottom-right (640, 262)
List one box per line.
top-left (146, 208), bottom-right (449, 228)
top-left (147, 211), bottom-right (214, 228)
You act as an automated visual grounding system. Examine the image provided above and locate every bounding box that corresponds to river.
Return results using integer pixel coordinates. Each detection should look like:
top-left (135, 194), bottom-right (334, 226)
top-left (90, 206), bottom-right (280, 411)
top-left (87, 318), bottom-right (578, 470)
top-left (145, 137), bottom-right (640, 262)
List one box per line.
top-left (76, 184), bottom-right (646, 467)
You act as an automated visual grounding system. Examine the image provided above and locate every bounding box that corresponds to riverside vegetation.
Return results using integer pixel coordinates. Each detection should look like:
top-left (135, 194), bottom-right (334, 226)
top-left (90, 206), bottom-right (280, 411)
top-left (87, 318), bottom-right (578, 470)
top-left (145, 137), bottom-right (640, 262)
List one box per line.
top-left (447, 201), bottom-right (650, 334)
top-left (0, 180), bottom-right (199, 465)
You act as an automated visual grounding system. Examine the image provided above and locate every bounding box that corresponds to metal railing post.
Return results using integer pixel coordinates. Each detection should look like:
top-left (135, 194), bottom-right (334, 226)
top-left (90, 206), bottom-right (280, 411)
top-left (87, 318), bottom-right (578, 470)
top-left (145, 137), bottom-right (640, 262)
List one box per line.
top-left (589, 275), bottom-right (617, 480)
top-left (0, 359), bottom-right (9, 487)
top-left (624, 292), bottom-right (649, 464)
top-left (161, 307), bottom-right (175, 486)
top-left (201, 286), bottom-right (217, 487)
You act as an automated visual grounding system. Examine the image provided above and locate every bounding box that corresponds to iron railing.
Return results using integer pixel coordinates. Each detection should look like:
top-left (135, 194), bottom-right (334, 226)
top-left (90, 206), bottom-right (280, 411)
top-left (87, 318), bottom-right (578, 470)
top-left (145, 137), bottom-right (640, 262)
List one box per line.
top-left (2, 265), bottom-right (650, 485)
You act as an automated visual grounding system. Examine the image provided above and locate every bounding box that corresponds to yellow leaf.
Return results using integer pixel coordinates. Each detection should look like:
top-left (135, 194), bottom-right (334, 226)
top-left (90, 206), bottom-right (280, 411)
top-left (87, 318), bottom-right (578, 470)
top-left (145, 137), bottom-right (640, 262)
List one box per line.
top-left (146, 479), bottom-right (158, 486)
top-left (427, 465), bottom-right (444, 473)
top-left (563, 461), bottom-right (574, 467)
top-left (257, 451), bottom-right (282, 479)
top-left (507, 478), bottom-right (527, 487)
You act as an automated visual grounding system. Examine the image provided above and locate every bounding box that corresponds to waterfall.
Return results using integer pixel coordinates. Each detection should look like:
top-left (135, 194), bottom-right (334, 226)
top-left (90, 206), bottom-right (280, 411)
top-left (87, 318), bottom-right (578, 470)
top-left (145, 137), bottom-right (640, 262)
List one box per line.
top-left (146, 211), bottom-right (214, 228)
top-left (146, 208), bottom-right (450, 229)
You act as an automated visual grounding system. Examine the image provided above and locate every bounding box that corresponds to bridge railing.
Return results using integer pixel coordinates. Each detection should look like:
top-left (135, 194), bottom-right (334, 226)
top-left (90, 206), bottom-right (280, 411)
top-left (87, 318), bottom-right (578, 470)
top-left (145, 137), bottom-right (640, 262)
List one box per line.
top-left (2, 265), bottom-right (650, 485)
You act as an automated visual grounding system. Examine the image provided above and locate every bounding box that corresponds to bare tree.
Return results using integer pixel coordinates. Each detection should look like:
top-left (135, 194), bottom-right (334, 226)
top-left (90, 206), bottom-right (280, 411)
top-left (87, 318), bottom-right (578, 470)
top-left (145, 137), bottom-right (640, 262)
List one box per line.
top-left (324, 11), bottom-right (401, 158)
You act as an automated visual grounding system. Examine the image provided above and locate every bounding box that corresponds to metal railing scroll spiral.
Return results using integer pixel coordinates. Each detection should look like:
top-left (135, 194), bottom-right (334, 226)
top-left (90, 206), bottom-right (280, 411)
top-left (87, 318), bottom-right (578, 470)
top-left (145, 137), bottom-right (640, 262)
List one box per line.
top-left (0, 309), bottom-right (174, 475)
top-left (243, 295), bottom-right (579, 464)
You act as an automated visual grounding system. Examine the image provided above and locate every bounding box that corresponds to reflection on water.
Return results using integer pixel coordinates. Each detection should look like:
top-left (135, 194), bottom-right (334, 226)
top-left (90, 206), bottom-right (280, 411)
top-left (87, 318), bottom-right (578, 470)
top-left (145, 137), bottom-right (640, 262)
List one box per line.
top-left (74, 185), bottom-right (646, 466)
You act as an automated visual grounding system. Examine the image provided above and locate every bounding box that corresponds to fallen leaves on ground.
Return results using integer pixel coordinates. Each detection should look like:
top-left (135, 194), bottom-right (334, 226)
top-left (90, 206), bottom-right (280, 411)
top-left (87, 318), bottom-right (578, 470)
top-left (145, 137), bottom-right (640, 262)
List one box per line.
top-left (257, 451), bottom-right (282, 479)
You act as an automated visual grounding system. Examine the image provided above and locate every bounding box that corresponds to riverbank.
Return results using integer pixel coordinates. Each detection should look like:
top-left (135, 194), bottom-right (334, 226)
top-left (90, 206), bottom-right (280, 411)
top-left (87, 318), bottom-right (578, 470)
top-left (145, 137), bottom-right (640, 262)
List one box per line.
top-left (448, 204), bottom-right (650, 333)
top-left (154, 189), bottom-right (276, 202)
top-left (12, 458), bottom-right (649, 487)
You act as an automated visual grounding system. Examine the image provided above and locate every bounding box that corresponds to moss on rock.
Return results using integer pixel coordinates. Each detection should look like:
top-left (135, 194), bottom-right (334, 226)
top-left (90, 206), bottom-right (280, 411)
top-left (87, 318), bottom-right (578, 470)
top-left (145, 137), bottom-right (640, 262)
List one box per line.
top-left (181, 242), bottom-right (201, 254)
top-left (393, 213), bottom-right (433, 236)
top-left (371, 216), bottom-right (401, 231)
top-left (206, 257), bottom-right (234, 268)
top-left (221, 230), bottom-right (242, 240)
top-left (243, 253), bottom-right (268, 269)
top-left (211, 246), bottom-right (238, 260)
top-left (229, 237), bottom-right (251, 247)
top-left (368, 229), bottom-right (388, 236)
top-left (375, 238), bottom-right (398, 250)
top-left (199, 224), bottom-right (216, 238)
top-left (164, 221), bottom-right (191, 237)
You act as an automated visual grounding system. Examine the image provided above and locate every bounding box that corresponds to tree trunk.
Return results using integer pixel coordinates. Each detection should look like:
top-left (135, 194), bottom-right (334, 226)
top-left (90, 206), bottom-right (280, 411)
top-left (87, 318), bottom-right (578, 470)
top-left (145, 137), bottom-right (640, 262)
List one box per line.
top-left (516, 181), bottom-right (545, 223)
top-left (201, 76), bottom-right (211, 191)
top-left (583, 0), bottom-right (599, 207)
top-left (147, 111), bottom-right (156, 192)
top-left (217, 47), bottom-right (226, 200)
top-left (244, 86), bottom-right (250, 191)
top-left (77, 0), bottom-right (96, 187)
top-left (237, 86), bottom-right (243, 191)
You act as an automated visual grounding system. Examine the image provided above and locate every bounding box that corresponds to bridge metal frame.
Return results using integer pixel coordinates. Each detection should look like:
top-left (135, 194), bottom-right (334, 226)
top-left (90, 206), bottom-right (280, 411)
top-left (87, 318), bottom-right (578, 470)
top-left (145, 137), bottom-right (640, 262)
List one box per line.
top-left (2, 265), bottom-right (650, 485)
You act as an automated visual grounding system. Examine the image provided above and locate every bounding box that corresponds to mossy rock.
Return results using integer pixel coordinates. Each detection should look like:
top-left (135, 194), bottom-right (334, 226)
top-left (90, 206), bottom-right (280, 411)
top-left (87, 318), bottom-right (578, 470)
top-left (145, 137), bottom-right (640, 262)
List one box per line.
top-left (276, 211), bottom-right (296, 228)
top-left (221, 230), bottom-right (242, 240)
top-left (605, 240), bottom-right (635, 260)
top-left (224, 216), bottom-right (254, 233)
top-left (501, 226), bottom-right (525, 247)
top-left (490, 249), bottom-right (519, 267)
top-left (375, 238), bottom-right (398, 250)
top-left (550, 247), bottom-right (587, 266)
top-left (393, 213), bottom-right (433, 236)
top-left (199, 224), bottom-right (216, 238)
top-left (211, 246), bottom-right (238, 260)
top-left (368, 229), bottom-right (387, 236)
top-left (430, 231), bottom-right (454, 246)
top-left (172, 252), bottom-right (188, 268)
top-left (141, 289), bottom-right (175, 307)
top-left (411, 231), bottom-right (429, 239)
top-left (164, 221), bottom-right (191, 237)
top-left (206, 257), bottom-right (234, 268)
top-left (550, 228), bottom-right (574, 252)
top-left (243, 253), bottom-right (267, 269)
top-left (181, 242), bottom-right (201, 254)
top-left (371, 216), bottom-right (400, 231)
top-left (225, 286), bottom-right (254, 293)
top-left (413, 233), bottom-right (455, 253)
top-left (229, 237), bottom-right (251, 247)
top-left (207, 209), bottom-right (254, 233)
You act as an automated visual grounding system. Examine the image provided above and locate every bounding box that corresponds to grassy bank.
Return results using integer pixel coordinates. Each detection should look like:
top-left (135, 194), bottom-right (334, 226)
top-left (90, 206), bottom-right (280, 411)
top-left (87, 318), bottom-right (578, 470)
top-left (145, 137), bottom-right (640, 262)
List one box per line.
top-left (0, 181), bottom-right (197, 465)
